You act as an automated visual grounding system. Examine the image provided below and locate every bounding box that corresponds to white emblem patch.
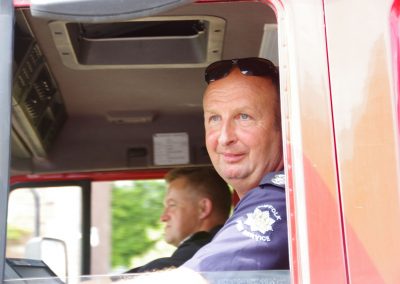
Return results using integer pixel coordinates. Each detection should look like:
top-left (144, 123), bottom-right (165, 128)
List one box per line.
top-left (244, 208), bottom-right (275, 234)
top-left (236, 204), bottom-right (282, 242)
top-left (271, 174), bottom-right (285, 186)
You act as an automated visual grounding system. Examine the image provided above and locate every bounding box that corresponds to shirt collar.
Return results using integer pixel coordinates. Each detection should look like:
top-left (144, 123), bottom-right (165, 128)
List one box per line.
top-left (259, 170), bottom-right (285, 189)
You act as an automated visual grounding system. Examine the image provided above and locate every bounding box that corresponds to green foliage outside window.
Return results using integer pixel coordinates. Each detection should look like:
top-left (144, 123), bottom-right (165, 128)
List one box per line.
top-left (111, 180), bottom-right (166, 268)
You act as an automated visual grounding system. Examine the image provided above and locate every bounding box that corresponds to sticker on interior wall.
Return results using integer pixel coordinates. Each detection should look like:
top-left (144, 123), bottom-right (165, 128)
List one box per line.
top-left (153, 132), bottom-right (189, 165)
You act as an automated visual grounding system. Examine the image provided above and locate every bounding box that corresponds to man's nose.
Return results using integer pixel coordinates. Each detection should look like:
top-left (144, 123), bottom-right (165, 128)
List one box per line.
top-left (218, 120), bottom-right (237, 146)
top-left (160, 210), bottom-right (168, 222)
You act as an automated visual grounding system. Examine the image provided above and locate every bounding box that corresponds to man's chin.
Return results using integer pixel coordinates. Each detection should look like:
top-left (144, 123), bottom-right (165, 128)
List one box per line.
top-left (222, 168), bottom-right (247, 180)
top-left (164, 235), bottom-right (172, 244)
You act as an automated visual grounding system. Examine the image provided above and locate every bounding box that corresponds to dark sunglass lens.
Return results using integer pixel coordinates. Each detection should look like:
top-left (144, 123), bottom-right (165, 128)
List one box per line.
top-left (205, 61), bottom-right (233, 83)
top-left (238, 58), bottom-right (277, 77)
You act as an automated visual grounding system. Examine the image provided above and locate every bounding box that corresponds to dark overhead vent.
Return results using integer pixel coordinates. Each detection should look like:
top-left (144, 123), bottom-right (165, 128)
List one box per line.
top-left (79, 20), bottom-right (205, 38)
top-left (49, 16), bottom-right (225, 69)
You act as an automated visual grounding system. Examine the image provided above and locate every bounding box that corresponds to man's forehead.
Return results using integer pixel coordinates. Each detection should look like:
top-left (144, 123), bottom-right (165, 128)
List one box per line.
top-left (203, 82), bottom-right (276, 111)
top-left (167, 176), bottom-right (188, 189)
top-left (204, 83), bottom-right (248, 98)
top-left (204, 72), bottom-right (276, 100)
top-left (166, 178), bottom-right (191, 196)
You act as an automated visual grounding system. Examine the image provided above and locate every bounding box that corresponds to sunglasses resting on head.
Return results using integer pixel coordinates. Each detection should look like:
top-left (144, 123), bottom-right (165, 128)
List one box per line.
top-left (204, 57), bottom-right (279, 85)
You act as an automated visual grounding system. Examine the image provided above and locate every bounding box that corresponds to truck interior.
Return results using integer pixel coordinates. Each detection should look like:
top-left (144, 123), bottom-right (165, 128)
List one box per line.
top-left (6, 0), bottom-right (286, 282)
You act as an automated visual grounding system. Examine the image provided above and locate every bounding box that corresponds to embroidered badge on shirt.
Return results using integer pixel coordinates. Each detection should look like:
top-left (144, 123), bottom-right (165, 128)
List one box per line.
top-left (244, 208), bottom-right (275, 234)
top-left (236, 204), bottom-right (282, 242)
top-left (271, 174), bottom-right (285, 186)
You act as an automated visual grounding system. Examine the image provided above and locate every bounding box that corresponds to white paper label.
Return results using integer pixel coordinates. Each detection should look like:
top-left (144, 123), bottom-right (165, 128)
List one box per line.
top-left (153, 133), bottom-right (189, 165)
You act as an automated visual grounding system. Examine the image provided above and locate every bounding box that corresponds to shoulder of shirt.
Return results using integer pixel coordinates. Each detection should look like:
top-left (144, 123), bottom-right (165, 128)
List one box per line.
top-left (259, 171), bottom-right (285, 189)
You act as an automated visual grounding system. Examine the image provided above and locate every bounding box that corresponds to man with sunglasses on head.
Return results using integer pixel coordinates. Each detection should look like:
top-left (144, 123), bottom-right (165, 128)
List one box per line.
top-left (183, 57), bottom-right (289, 271)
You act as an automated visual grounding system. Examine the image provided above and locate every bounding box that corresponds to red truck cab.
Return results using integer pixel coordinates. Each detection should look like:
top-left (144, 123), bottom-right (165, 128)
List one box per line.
top-left (1, 0), bottom-right (400, 283)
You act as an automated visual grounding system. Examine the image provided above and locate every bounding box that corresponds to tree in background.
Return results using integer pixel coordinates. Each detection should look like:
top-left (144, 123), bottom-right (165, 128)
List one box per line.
top-left (111, 180), bottom-right (166, 269)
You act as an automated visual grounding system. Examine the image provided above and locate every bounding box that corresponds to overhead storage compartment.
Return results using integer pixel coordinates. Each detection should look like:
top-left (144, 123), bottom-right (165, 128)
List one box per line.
top-left (49, 16), bottom-right (225, 69)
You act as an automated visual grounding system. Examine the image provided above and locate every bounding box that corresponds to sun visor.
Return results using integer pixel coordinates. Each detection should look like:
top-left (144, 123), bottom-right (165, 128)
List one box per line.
top-left (30, 0), bottom-right (195, 22)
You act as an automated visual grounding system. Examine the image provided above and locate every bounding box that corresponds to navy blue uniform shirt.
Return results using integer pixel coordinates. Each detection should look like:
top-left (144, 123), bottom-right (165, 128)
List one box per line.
top-left (183, 171), bottom-right (289, 271)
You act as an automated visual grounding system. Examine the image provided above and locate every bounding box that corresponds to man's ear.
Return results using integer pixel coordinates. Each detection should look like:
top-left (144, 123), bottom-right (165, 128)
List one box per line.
top-left (198, 198), bottom-right (213, 220)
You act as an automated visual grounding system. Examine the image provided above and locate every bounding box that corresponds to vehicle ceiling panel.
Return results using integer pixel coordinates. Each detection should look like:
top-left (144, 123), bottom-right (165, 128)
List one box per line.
top-left (22, 2), bottom-right (276, 117)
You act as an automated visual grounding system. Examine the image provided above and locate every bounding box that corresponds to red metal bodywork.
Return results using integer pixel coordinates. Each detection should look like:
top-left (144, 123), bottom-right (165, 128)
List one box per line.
top-left (11, 169), bottom-right (168, 185)
top-left (13, 0), bottom-right (29, 7)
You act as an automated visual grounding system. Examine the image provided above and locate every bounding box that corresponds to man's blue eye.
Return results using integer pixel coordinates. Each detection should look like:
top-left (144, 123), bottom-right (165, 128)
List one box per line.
top-left (210, 115), bottom-right (220, 122)
top-left (240, 114), bottom-right (250, 120)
